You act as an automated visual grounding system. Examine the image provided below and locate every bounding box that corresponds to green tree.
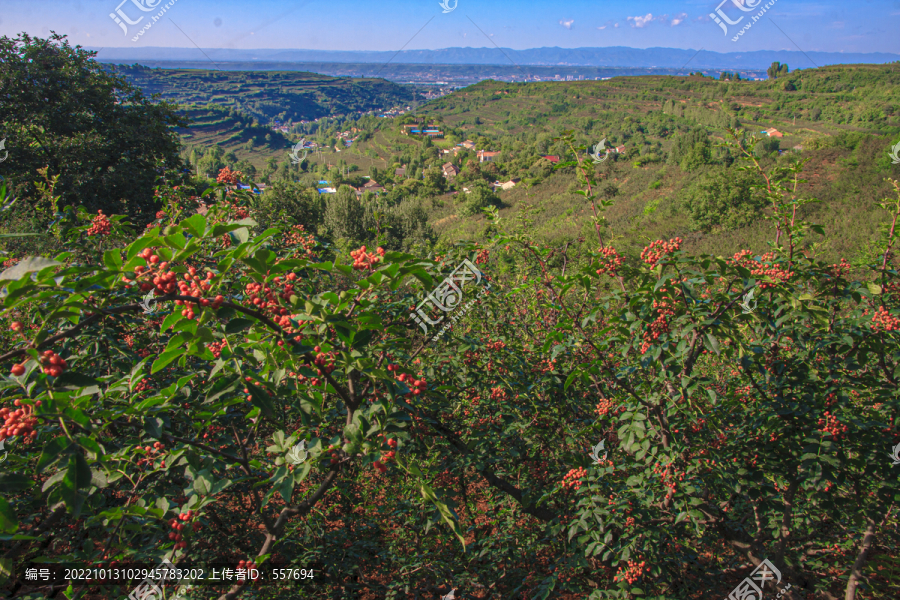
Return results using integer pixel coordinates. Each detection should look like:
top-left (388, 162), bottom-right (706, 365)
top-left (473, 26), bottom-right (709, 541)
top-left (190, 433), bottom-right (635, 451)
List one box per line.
top-left (0, 32), bottom-right (187, 220)
top-left (767, 61), bottom-right (789, 79)
top-left (460, 180), bottom-right (499, 216)
top-left (682, 165), bottom-right (766, 231)
top-left (323, 185), bottom-right (365, 240)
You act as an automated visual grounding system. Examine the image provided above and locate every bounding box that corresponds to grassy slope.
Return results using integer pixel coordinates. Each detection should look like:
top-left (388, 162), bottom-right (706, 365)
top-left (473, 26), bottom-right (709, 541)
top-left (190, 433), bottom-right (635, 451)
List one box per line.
top-left (164, 63), bottom-right (900, 263)
top-left (405, 65), bottom-right (900, 263)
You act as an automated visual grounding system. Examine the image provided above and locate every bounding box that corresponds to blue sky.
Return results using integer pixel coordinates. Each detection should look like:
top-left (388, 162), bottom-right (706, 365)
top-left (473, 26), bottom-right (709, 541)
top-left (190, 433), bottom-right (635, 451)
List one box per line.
top-left (2, 0), bottom-right (899, 53)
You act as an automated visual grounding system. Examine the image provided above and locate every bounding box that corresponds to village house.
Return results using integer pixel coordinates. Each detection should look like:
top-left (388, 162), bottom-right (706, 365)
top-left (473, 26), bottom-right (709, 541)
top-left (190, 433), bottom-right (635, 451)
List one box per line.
top-left (478, 150), bottom-right (501, 163)
top-left (461, 140), bottom-right (476, 150)
top-left (541, 155), bottom-right (560, 164)
top-left (442, 162), bottom-right (459, 179)
top-left (361, 179), bottom-right (384, 194)
top-left (395, 167), bottom-right (406, 178)
top-left (763, 128), bottom-right (784, 138)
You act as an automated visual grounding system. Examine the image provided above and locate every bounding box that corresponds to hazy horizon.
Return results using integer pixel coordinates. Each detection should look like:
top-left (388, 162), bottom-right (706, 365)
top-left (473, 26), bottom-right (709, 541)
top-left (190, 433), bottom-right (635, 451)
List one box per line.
top-left (3, 0), bottom-right (899, 55)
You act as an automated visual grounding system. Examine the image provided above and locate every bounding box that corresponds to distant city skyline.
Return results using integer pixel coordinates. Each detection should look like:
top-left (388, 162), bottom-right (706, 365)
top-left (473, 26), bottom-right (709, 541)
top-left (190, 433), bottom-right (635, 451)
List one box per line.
top-left (2, 0), bottom-right (899, 55)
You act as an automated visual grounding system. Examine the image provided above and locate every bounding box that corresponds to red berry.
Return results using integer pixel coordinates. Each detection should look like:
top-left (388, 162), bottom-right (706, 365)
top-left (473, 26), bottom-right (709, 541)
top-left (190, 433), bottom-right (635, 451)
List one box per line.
top-left (10, 364), bottom-right (25, 376)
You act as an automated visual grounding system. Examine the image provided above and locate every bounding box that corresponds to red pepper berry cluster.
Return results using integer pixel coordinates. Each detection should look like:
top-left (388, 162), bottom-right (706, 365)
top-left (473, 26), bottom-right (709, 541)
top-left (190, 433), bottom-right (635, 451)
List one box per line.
top-left (137, 442), bottom-right (165, 467)
top-left (10, 321), bottom-right (23, 333)
top-left (168, 509), bottom-right (198, 550)
top-left (0, 400), bottom-right (39, 441)
top-left (561, 467), bottom-right (587, 490)
top-left (652, 462), bottom-right (683, 498)
top-left (208, 340), bottom-right (226, 358)
top-left (39, 350), bottom-right (68, 377)
top-left (641, 237), bottom-right (682, 268)
top-left (475, 248), bottom-right (489, 265)
top-left (350, 245), bottom-right (385, 271)
top-left (311, 346), bottom-right (337, 376)
top-left (393, 371), bottom-right (426, 396)
top-left (871, 306), bottom-right (900, 332)
top-left (373, 460), bottom-right (388, 474)
top-left (236, 559), bottom-right (259, 581)
top-left (375, 433), bottom-right (398, 464)
top-left (201, 425), bottom-right (226, 440)
top-left (828, 258), bottom-right (851, 278)
top-left (155, 210), bottom-right (167, 220)
top-left (490, 386), bottom-right (508, 402)
top-left (284, 225), bottom-right (316, 255)
top-left (133, 377), bottom-right (154, 393)
top-left (595, 247), bottom-right (625, 276)
top-left (595, 398), bottom-right (624, 418)
top-left (817, 411), bottom-right (849, 439)
top-left (614, 560), bottom-right (647, 584)
top-left (324, 444), bottom-right (342, 465)
top-left (86, 210), bottom-right (112, 236)
top-left (175, 267), bottom-right (223, 319)
top-left (216, 166), bottom-right (244, 185)
top-left (242, 277), bottom-right (296, 323)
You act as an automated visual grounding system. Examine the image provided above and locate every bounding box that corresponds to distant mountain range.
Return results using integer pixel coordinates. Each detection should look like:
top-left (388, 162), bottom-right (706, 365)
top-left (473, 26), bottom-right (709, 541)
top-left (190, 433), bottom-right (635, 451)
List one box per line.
top-left (90, 46), bottom-right (900, 70)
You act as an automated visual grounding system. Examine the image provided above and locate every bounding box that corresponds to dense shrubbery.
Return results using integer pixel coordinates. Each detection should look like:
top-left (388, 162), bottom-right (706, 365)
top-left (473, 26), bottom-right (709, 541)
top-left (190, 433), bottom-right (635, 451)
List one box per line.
top-left (0, 124), bottom-right (899, 600)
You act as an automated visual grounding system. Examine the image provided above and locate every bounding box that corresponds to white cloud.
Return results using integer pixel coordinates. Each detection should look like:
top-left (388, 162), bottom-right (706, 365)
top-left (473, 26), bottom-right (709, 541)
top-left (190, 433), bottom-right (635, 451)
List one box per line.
top-left (671, 12), bottom-right (688, 26)
top-left (597, 19), bottom-right (615, 30)
top-left (627, 13), bottom-right (668, 28)
top-left (559, 19), bottom-right (574, 29)
top-left (614, 23), bottom-right (619, 28)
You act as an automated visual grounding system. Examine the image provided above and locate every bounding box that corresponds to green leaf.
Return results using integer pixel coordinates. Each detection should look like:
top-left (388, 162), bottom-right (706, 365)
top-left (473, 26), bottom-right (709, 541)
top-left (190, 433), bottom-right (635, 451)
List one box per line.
top-left (53, 372), bottom-right (100, 391)
top-left (0, 473), bottom-right (35, 492)
top-left (0, 497), bottom-right (17, 534)
top-left (151, 347), bottom-right (183, 374)
top-left (181, 214), bottom-right (207, 238)
top-left (278, 475), bottom-right (295, 503)
top-left (36, 437), bottom-right (73, 473)
top-left (246, 383), bottom-right (279, 422)
top-left (225, 318), bottom-right (255, 334)
top-left (0, 257), bottom-right (63, 281)
top-left (867, 282), bottom-right (882, 295)
top-left (418, 482), bottom-right (465, 549)
top-left (705, 333), bottom-right (721, 356)
top-left (103, 249), bottom-right (123, 271)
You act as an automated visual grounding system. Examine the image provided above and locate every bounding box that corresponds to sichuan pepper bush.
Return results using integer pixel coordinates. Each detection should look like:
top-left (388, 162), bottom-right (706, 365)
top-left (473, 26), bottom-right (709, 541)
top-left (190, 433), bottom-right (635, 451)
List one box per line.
top-left (0, 181), bottom-right (480, 599)
top-left (0, 133), bottom-right (899, 600)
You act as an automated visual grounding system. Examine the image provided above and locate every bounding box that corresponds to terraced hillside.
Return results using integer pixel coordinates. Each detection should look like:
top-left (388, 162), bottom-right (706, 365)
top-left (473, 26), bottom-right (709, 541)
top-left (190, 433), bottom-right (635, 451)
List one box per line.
top-left (107, 64), bottom-right (418, 124)
top-left (158, 63), bottom-right (900, 266)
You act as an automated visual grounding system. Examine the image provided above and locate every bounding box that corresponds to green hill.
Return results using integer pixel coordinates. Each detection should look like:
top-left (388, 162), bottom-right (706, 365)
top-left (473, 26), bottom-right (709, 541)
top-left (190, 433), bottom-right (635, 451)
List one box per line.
top-left (157, 63), bottom-right (900, 266)
top-left (108, 64), bottom-right (418, 124)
